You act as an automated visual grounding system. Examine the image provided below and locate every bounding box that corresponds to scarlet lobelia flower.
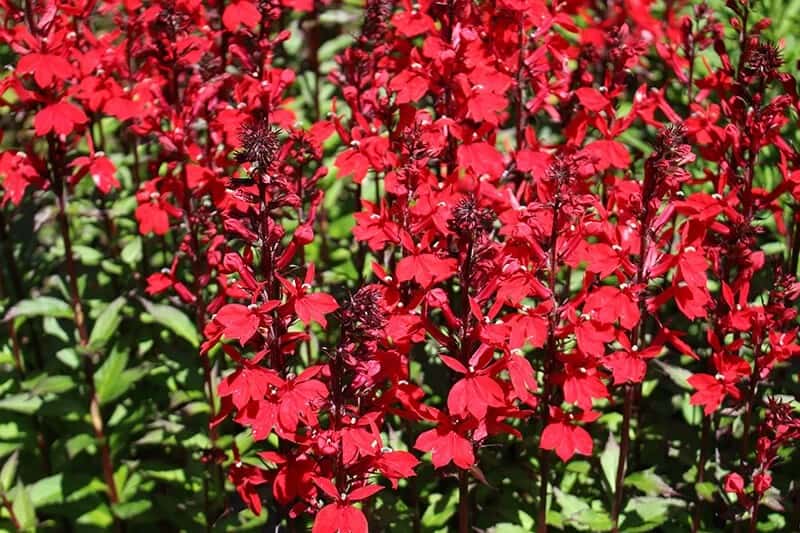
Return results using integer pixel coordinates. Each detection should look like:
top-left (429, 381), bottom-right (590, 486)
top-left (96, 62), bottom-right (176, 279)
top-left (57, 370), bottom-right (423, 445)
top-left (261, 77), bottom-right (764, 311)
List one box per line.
top-left (540, 407), bottom-right (601, 462)
top-left (5, 0), bottom-right (800, 530)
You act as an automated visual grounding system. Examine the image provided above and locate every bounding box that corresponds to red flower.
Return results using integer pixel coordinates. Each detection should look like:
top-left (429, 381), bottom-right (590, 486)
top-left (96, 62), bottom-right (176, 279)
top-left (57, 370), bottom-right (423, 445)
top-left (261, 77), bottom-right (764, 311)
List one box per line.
top-left (440, 354), bottom-right (506, 420)
top-left (583, 286), bottom-right (640, 330)
top-left (258, 452), bottom-right (317, 505)
top-left (557, 352), bottom-right (608, 410)
top-left (724, 472), bottom-right (745, 495)
top-left (17, 53), bottom-right (74, 89)
top-left (603, 333), bottom-right (661, 385)
top-left (311, 479), bottom-right (383, 533)
top-left (582, 140), bottom-right (631, 170)
top-left (540, 407), bottom-right (600, 462)
top-left (0, 151), bottom-right (44, 206)
top-left (389, 63), bottom-right (430, 105)
top-left (214, 303), bottom-right (265, 345)
top-left (506, 353), bottom-right (538, 407)
top-left (375, 450), bottom-right (419, 488)
top-left (313, 501), bottom-right (369, 533)
top-left (134, 180), bottom-right (182, 236)
top-left (414, 410), bottom-right (476, 469)
top-left (218, 364), bottom-right (283, 411)
top-left (575, 87), bottom-right (611, 112)
top-left (70, 155), bottom-right (120, 194)
top-left (34, 102), bottom-right (88, 136)
top-left (457, 141), bottom-right (506, 179)
top-left (229, 460), bottom-right (271, 516)
top-left (280, 264), bottom-right (339, 327)
top-left (396, 232), bottom-right (457, 287)
top-left (688, 352), bottom-right (750, 415)
top-left (276, 366), bottom-right (329, 431)
top-left (222, 0), bottom-right (260, 31)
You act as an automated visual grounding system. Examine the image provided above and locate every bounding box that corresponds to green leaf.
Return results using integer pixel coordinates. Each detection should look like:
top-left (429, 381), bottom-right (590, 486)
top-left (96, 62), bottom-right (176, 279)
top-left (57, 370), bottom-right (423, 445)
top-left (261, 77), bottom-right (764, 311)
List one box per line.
top-left (600, 432), bottom-right (620, 494)
top-left (761, 512), bottom-right (786, 532)
top-left (27, 375), bottom-right (76, 396)
top-left (56, 348), bottom-right (80, 369)
top-left (89, 297), bottom-right (126, 350)
top-left (625, 469), bottom-right (677, 497)
top-left (66, 434), bottom-right (96, 459)
top-left (652, 359), bottom-right (693, 390)
top-left (4, 297), bottom-right (73, 321)
top-left (317, 32), bottom-right (355, 62)
top-left (761, 241), bottom-right (785, 256)
top-left (0, 393), bottom-right (42, 415)
top-left (120, 237), bottom-right (142, 266)
top-left (28, 474), bottom-right (64, 507)
top-left (76, 503), bottom-right (114, 528)
top-left (318, 9), bottom-right (358, 27)
top-left (493, 510), bottom-right (536, 533)
top-left (112, 500), bottom-right (152, 520)
top-left (117, 367), bottom-right (150, 404)
top-left (72, 245), bottom-right (104, 266)
top-left (578, 510), bottom-right (614, 532)
top-left (141, 466), bottom-right (186, 484)
top-left (11, 481), bottom-right (36, 529)
top-left (554, 489), bottom-right (613, 532)
top-left (641, 378), bottom-right (658, 398)
top-left (328, 213), bottom-right (356, 239)
top-left (0, 450), bottom-right (19, 492)
top-left (554, 487), bottom-right (589, 515)
top-left (42, 316), bottom-right (69, 342)
top-left (681, 395), bottom-right (701, 426)
top-left (494, 525), bottom-right (529, 533)
top-left (695, 481), bottom-right (716, 502)
top-left (113, 464), bottom-right (129, 502)
top-left (624, 496), bottom-right (685, 526)
top-left (139, 299), bottom-right (199, 347)
top-left (518, 510), bottom-right (534, 530)
top-left (421, 490), bottom-right (458, 528)
top-left (102, 259), bottom-right (124, 276)
top-left (94, 346), bottom-right (129, 405)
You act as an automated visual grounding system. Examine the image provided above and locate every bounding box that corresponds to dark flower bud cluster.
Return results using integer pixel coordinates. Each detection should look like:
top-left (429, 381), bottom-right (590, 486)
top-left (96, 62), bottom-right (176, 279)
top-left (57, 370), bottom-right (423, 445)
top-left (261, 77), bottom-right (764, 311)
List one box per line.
top-left (339, 285), bottom-right (386, 341)
top-left (645, 123), bottom-right (695, 197)
top-left (152, 7), bottom-right (190, 40)
top-left (362, 0), bottom-right (393, 44)
top-left (449, 197), bottom-right (495, 242)
top-left (743, 40), bottom-right (783, 80)
top-left (235, 121), bottom-right (282, 177)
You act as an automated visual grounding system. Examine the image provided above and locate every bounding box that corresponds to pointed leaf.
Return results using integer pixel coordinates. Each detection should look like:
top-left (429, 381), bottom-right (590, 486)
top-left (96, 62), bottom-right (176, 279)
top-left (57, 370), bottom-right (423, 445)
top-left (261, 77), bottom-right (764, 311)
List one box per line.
top-left (140, 299), bottom-right (199, 347)
top-left (4, 297), bottom-right (73, 321)
top-left (652, 359), bottom-right (693, 390)
top-left (11, 481), bottom-right (36, 529)
top-left (0, 451), bottom-right (19, 492)
top-left (94, 346), bottom-right (129, 404)
top-left (625, 468), bottom-right (677, 497)
top-left (29, 375), bottom-right (76, 396)
top-left (600, 432), bottom-right (619, 494)
top-left (28, 474), bottom-right (64, 507)
top-left (89, 297), bottom-right (126, 350)
top-left (0, 393), bottom-right (42, 415)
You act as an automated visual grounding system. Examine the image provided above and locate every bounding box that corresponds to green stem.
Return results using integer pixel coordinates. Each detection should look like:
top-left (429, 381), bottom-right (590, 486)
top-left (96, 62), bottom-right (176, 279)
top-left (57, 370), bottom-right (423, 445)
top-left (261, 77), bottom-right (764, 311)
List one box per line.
top-left (611, 385), bottom-right (634, 530)
top-left (49, 137), bottom-right (120, 510)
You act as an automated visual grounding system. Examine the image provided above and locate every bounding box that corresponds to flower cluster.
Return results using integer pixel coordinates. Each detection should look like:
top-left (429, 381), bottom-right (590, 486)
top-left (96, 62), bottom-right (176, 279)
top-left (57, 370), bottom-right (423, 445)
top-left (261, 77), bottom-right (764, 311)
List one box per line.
top-left (1, 0), bottom-right (800, 531)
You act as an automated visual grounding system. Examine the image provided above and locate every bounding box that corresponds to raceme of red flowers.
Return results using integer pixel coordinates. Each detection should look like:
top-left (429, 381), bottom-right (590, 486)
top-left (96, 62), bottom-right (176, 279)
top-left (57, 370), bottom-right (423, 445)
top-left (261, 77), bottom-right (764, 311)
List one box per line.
top-left (1, 0), bottom-right (800, 531)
